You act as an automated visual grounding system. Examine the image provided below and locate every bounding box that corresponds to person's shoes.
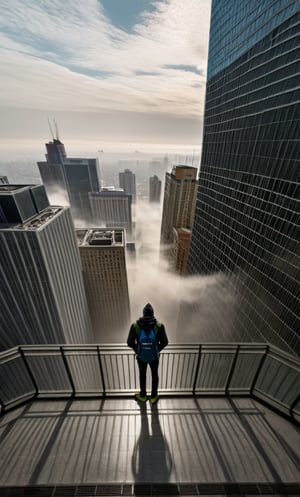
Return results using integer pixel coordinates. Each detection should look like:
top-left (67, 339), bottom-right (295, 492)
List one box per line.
top-left (150, 395), bottom-right (159, 404)
top-left (135, 393), bottom-right (147, 402)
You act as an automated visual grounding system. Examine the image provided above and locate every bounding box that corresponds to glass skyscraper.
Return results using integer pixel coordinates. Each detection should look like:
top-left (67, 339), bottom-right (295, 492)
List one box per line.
top-left (0, 185), bottom-right (94, 349)
top-left (119, 169), bottom-right (136, 203)
top-left (187, 0), bottom-right (300, 355)
top-left (38, 137), bottom-right (101, 223)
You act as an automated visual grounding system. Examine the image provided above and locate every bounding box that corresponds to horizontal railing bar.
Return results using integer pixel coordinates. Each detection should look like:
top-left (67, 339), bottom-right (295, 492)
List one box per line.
top-left (0, 342), bottom-right (299, 426)
top-left (0, 347), bottom-right (22, 364)
top-left (264, 349), bottom-right (300, 369)
top-left (14, 342), bottom-right (270, 349)
top-left (253, 389), bottom-right (293, 410)
top-left (2, 391), bottom-right (36, 408)
top-left (0, 343), bottom-right (275, 349)
top-left (2, 343), bottom-right (295, 361)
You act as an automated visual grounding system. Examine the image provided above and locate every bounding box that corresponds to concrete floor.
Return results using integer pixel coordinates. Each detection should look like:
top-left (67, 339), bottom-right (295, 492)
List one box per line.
top-left (0, 397), bottom-right (299, 486)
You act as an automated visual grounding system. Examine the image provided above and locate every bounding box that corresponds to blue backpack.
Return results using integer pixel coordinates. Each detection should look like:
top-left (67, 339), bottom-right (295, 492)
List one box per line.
top-left (135, 324), bottom-right (160, 362)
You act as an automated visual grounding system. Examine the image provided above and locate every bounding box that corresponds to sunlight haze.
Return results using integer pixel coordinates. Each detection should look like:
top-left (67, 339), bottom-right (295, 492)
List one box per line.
top-left (0, 0), bottom-right (211, 156)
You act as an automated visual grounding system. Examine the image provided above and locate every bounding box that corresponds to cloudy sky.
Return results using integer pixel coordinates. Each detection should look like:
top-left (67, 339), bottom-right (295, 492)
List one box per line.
top-left (0, 0), bottom-right (211, 156)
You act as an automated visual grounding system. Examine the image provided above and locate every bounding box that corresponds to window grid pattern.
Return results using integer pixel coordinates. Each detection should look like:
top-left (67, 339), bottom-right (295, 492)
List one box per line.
top-left (80, 247), bottom-right (130, 340)
top-left (208, 0), bottom-right (300, 78)
top-left (188, 11), bottom-right (300, 355)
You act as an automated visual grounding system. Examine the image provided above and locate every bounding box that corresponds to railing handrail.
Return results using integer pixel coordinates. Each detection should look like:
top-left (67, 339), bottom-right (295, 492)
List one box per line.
top-left (1, 342), bottom-right (299, 368)
top-left (0, 342), bottom-right (299, 423)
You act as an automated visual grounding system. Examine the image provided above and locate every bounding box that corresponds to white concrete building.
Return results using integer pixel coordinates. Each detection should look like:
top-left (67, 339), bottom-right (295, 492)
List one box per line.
top-left (0, 184), bottom-right (93, 348)
top-left (77, 228), bottom-right (131, 341)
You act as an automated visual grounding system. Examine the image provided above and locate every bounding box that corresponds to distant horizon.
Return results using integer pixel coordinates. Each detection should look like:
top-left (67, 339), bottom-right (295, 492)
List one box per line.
top-left (0, 137), bottom-right (202, 162)
top-left (0, 1), bottom-right (211, 152)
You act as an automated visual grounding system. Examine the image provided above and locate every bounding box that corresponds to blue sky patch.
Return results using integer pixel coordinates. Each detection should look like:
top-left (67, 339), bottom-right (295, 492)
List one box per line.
top-left (100, 0), bottom-right (156, 33)
top-left (69, 67), bottom-right (113, 79)
top-left (165, 64), bottom-right (203, 75)
top-left (135, 70), bottom-right (160, 76)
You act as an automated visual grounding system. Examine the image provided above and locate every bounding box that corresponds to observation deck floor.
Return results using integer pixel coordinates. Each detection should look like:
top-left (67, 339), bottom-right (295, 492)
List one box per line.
top-left (0, 397), bottom-right (299, 488)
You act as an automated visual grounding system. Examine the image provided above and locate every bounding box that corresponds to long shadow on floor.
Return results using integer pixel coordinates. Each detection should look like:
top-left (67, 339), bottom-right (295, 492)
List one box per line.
top-left (131, 401), bottom-right (172, 483)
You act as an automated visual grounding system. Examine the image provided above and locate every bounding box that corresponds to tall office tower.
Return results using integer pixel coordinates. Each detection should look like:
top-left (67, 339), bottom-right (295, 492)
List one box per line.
top-left (173, 228), bottom-right (192, 275)
top-left (160, 166), bottom-right (197, 258)
top-left (45, 138), bottom-right (67, 164)
top-left (38, 153), bottom-right (101, 223)
top-left (187, 0), bottom-right (300, 355)
top-left (37, 160), bottom-right (67, 198)
top-left (76, 228), bottom-right (131, 341)
top-left (89, 190), bottom-right (133, 238)
top-left (61, 158), bottom-right (101, 222)
top-left (0, 176), bottom-right (8, 185)
top-left (38, 136), bottom-right (68, 196)
top-left (0, 184), bottom-right (93, 349)
top-left (119, 169), bottom-right (136, 203)
top-left (149, 175), bottom-right (161, 203)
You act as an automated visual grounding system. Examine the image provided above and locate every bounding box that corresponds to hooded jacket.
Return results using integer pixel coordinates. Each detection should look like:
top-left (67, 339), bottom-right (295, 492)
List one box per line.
top-left (127, 316), bottom-right (168, 355)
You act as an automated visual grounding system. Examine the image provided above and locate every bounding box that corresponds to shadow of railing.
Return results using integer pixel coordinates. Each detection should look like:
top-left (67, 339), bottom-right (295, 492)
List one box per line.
top-left (1, 397), bottom-right (299, 486)
top-left (0, 343), bottom-right (299, 423)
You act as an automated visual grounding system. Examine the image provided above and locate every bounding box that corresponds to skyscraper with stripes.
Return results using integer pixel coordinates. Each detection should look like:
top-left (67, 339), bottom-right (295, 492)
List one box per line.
top-left (76, 228), bottom-right (130, 341)
top-left (187, 0), bottom-right (300, 355)
top-left (89, 190), bottom-right (133, 238)
top-left (160, 165), bottom-right (197, 263)
top-left (149, 175), bottom-right (161, 203)
top-left (119, 169), bottom-right (136, 203)
top-left (38, 136), bottom-right (101, 223)
top-left (0, 184), bottom-right (93, 349)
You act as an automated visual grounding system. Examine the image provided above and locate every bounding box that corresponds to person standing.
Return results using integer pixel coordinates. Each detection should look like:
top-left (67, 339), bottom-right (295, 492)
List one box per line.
top-left (127, 303), bottom-right (168, 404)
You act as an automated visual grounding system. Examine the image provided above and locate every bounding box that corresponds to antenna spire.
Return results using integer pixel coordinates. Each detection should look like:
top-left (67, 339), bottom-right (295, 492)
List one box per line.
top-left (47, 118), bottom-right (61, 141)
top-left (47, 118), bottom-right (55, 140)
top-left (54, 119), bottom-right (60, 140)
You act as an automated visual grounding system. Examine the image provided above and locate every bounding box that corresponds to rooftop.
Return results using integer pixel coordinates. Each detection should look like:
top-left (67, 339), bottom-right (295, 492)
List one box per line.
top-left (0, 207), bottom-right (63, 231)
top-left (0, 343), bottom-right (299, 495)
top-left (76, 228), bottom-right (125, 247)
top-left (89, 190), bottom-right (131, 198)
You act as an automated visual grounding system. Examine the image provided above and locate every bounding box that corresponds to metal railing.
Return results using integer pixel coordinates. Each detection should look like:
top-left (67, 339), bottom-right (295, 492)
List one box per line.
top-left (0, 343), bottom-right (299, 422)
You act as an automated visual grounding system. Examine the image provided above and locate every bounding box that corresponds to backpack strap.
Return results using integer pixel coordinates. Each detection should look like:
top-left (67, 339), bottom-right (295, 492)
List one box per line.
top-left (133, 321), bottom-right (161, 335)
top-left (133, 321), bottom-right (140, 336)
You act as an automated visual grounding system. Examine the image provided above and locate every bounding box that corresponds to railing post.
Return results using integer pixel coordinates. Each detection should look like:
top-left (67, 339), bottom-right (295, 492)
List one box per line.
top-left (60, 346), bottom-right (75, 397)
top-left (0, 395), bottom-right (5, 414)
top-left (250, 344), bottom-right (269, 395)
top-left (19, 346), bottom-right (39, 396)
top-left (289, 392), bottom-right (300, 419)
top-left (97, 346), bottom-right (106, 396)
top-left (193, 345), bottom-right (202, 395)
top-left (225, 344), bottom-right (240, 394)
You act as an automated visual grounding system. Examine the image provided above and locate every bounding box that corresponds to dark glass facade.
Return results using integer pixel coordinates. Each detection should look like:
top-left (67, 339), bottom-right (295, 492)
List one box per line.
top-left (45, 138), bottom-right (67, 164)
top-left (187, 3), bottom-right (300, 355)
top-left (208, 0), bottom-right (300, 78)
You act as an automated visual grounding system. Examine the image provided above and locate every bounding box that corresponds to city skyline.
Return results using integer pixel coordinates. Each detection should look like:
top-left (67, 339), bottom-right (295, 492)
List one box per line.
top-left (0, 1), bottom-right (299, 356)
top-left (0, 0), bottom-right (211, 158)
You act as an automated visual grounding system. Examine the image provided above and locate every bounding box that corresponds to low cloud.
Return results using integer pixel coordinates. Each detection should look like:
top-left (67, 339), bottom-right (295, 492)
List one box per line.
top-left (127, 200), bottom-right (239, 344)
top-left (47, 188), bottom-right (69, 207)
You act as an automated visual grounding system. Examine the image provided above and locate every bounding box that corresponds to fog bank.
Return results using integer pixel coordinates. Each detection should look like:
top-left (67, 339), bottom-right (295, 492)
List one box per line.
top-left (127, 201), bottom-right (241, 343)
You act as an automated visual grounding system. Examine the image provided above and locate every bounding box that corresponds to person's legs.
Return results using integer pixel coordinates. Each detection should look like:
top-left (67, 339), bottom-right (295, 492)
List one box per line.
top-left (149, 359), bottom-right (159, 399)
top-left (137, 359), bottom-right (147, 398)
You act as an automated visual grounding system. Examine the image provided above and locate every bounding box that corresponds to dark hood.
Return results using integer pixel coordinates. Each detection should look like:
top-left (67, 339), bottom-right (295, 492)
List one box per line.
top-left (138, 316), bottom-right (157, 330)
